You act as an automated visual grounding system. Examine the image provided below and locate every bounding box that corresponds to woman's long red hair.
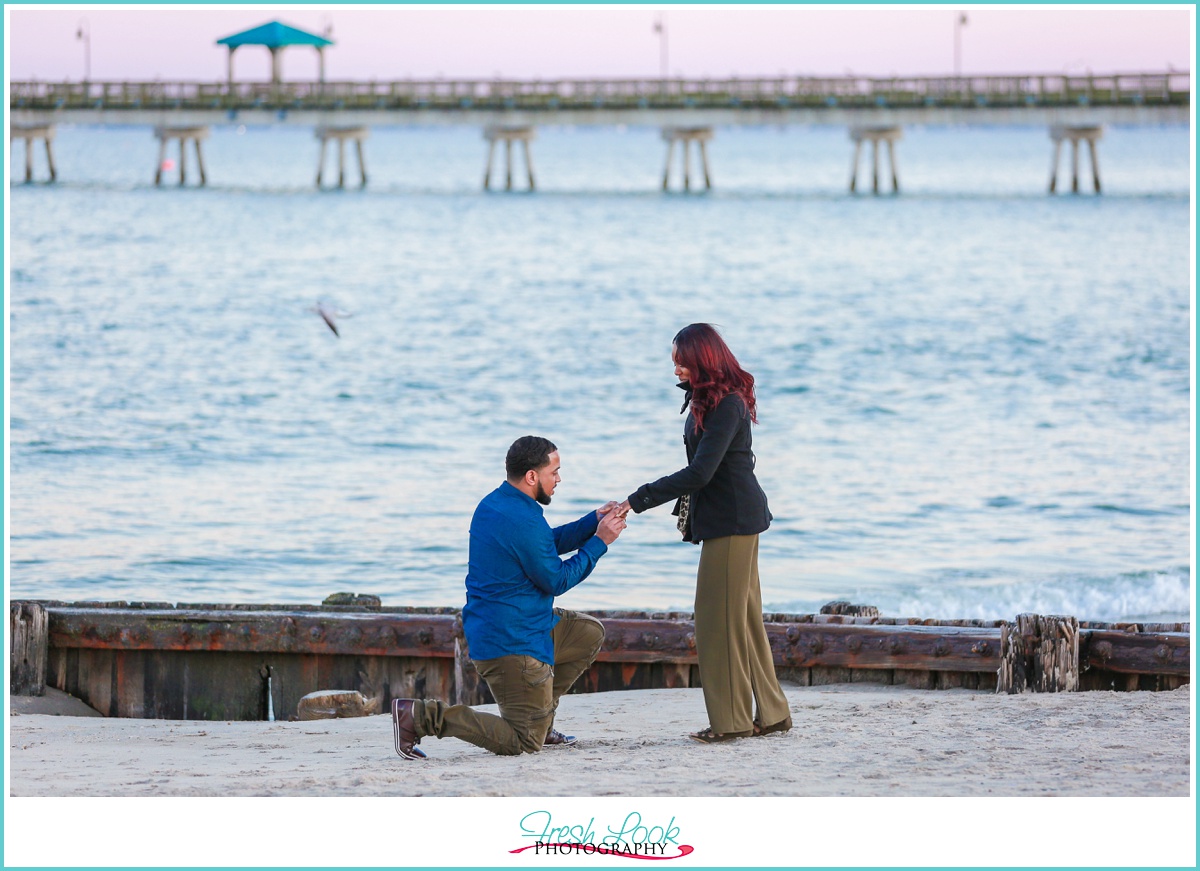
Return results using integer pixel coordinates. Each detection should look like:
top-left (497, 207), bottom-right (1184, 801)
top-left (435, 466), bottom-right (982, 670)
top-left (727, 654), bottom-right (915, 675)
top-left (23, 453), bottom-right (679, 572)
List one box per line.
top-left (673, 323), bottom-right (757, 431)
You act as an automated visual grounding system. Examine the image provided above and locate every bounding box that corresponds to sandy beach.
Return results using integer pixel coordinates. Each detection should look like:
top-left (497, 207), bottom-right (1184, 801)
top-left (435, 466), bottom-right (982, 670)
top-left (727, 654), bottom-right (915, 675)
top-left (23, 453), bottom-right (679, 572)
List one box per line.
top-left (8, 682), bottom-right (1191, 798)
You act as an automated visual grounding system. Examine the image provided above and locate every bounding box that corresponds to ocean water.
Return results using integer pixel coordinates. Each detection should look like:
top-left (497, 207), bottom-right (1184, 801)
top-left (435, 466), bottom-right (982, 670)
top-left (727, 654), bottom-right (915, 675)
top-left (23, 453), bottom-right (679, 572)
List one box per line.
top-left (6, 123), bottom-right (1193, 623)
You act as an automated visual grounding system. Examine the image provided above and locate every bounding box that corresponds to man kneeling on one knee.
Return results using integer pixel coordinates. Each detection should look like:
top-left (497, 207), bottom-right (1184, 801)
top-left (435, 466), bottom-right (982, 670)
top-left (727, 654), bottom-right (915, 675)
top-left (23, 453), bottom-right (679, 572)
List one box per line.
top-left (392, 435), bottom-right (627, 758)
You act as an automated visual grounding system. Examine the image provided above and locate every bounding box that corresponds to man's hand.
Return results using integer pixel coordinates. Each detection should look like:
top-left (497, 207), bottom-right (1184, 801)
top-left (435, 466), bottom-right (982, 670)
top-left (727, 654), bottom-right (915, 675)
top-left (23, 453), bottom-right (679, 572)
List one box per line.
top-left (596, 501), bottom-right (620, 520)
top-left (596, 510), bottom-right (627, 545)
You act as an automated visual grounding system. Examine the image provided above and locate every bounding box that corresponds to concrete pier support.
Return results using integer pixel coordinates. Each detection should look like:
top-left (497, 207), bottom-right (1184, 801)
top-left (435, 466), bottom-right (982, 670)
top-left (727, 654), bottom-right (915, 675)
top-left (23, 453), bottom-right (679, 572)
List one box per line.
top-left (154, 126), bottom-right (210, 187)
top-left (483, 126), bottom-right (536, 191)
top-left (661, 127), bottom-right (713, 192)
top-left (316, 126), bottom-right (369, 189)
top-left (10, 125), bottom-right (57, 183)
top-left (849, 126), bottom-right (902, 194)
top-left (1049, 125), bottom-right (1102, 194)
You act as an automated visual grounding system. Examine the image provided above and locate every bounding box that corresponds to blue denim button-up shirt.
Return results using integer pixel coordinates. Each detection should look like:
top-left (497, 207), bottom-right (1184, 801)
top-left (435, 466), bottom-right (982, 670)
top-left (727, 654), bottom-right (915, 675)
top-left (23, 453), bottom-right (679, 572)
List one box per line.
top-left (462, 481), bottom-right (607, 664)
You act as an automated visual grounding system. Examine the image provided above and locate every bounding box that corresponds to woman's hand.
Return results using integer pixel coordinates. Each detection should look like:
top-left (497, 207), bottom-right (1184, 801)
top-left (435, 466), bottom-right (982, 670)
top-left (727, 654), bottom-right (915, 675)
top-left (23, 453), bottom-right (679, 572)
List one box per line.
top-left (596, 501), bottom-right (620, 520)
top-left (615, 499), bottom-right (632, 518)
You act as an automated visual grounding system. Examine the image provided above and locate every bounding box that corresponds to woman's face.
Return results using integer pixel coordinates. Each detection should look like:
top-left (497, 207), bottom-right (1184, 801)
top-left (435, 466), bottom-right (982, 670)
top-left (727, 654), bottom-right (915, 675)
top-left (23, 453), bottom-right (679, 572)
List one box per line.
top-left (672, 344), bottom-right (692, 384)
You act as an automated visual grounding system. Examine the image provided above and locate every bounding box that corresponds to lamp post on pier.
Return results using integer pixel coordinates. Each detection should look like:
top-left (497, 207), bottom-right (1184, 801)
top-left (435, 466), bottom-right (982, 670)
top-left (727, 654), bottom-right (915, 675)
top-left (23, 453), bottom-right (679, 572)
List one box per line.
top-left (320, 17), bottom-right (333, 84)
top-left (76, 20), bottom-right (90, 83)
top-left (954, 11), bottom-right (968, 79)
top-left (653, 13), bottom-right (668, 79)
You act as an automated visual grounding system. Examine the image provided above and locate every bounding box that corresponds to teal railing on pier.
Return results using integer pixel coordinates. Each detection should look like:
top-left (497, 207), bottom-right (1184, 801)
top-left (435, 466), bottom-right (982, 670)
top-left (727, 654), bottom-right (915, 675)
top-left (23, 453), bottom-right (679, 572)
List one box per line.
top-left (10, 71), bottom-right (1190, 114)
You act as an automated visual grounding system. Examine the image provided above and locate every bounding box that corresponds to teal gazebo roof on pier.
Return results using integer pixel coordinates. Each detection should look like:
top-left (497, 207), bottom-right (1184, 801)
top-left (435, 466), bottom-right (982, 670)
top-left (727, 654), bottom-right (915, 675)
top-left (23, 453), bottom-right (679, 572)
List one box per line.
top-left (217, 21), bottom-right (333, 50)
top-left (216, 20), bottom-right (334, 85)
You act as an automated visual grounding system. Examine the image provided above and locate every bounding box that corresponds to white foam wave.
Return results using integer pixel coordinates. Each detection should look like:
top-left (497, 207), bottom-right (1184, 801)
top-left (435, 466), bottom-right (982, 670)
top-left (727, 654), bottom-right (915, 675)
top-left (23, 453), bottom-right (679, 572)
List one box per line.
top-left (770, 568), bottom-right (1192, 623)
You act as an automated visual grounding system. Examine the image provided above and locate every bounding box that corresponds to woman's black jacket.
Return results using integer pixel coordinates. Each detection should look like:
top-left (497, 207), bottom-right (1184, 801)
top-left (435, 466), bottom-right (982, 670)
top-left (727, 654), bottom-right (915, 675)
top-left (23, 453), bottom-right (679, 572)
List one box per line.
top-left (628, 386), bottom-right (771, 543)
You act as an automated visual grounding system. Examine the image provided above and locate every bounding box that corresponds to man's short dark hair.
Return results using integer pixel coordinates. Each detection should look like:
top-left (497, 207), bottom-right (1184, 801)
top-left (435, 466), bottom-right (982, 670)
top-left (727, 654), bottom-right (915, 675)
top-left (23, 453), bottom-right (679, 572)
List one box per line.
top-left (506, 435), bottom-right (558, 480)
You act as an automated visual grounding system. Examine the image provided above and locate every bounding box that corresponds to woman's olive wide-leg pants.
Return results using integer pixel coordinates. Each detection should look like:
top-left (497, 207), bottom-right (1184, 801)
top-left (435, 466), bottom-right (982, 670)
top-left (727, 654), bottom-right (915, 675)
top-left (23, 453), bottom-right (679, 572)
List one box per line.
top-left (695, 534), bottom-right (791, 734)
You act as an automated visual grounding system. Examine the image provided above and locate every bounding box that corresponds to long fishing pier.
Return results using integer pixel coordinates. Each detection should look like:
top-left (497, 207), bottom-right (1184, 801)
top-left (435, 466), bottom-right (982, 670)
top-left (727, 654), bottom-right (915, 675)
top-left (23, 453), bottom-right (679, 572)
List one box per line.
top-left (10, 599), bottom-right (1190, 721)
top-left (9, 70), bottom-right (1190, 192)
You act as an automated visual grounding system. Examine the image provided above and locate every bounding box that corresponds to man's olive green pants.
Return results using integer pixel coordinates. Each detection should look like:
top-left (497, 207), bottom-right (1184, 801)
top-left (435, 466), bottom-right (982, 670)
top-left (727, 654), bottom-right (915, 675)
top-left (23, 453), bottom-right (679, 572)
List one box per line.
top-left (408, 608), bottom-right (604, 756)
top-left (695, 534), bottom-right (792, 734)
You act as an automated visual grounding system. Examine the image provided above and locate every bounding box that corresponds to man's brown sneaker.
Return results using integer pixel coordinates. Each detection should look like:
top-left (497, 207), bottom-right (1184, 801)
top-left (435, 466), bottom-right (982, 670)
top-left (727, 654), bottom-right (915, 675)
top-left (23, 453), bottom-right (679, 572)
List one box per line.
top-left (392, 699), bottom-right (427, 759)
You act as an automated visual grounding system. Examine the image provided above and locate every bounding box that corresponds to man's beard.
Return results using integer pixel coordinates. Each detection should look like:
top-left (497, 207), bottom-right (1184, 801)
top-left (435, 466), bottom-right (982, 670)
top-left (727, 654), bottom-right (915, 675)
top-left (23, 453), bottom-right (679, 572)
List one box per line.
top-left (534, 482), bottom-right (552, 506)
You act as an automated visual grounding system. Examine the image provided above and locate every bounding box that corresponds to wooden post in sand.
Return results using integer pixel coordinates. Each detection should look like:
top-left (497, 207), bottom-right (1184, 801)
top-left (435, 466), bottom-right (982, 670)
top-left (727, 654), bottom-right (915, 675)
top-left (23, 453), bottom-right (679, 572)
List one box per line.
top-left (1032, 614), bottom-right (1079, 692)
top-left (453, 613), bottom-right (494, 705)
top-left (999, 613), bottom-right (1079, 693)
top-left (10, 602), bottom-right (48, 696)
top-left (999, 617), bottom-right (1029, 693)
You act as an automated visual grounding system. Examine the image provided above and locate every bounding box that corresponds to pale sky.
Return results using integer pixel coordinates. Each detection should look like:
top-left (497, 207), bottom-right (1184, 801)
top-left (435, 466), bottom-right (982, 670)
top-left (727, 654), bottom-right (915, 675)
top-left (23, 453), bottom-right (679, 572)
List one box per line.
top-left (4, 5), bottom-right (1193, 83)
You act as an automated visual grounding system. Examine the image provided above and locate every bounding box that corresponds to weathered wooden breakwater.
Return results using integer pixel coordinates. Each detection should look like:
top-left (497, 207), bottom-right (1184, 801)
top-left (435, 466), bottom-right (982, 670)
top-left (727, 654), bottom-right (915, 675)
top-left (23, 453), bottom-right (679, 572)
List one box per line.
top-left (9, 599), bottom-right (1189, 721)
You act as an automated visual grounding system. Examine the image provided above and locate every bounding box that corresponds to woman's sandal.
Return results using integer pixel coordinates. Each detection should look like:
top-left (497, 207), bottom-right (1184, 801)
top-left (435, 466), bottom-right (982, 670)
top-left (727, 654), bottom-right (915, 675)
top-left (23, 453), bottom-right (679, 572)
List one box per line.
top-left (689, 726), bottom-right (754, 744)
top-left (752, 717), bottom-right (793, 737)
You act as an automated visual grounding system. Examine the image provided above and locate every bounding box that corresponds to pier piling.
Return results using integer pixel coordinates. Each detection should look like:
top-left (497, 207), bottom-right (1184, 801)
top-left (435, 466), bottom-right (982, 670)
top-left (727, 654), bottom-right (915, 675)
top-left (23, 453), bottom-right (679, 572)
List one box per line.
top-left (315, 126), bottom-right (369, 188)
top-left (154, 126), bottom-right (210, 187)
top-left (1049, 125), bottom-right (1102, 194)
top-left (483, 126), bottom-right (536, 191)
top-left (8, 71), bottom-right (1185, 188)
top-left (661, 127), bottom-right (714, 192)
top-left (10, 124), bottom-right (57, 183)
top-left (849, 126), bottom-right (901, 194)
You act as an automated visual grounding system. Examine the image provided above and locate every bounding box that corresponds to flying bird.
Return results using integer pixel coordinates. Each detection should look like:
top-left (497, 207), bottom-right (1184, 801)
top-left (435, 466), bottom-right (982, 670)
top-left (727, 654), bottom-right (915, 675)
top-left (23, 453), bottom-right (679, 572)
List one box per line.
top-left (309, 300), bottom-right (351, 337)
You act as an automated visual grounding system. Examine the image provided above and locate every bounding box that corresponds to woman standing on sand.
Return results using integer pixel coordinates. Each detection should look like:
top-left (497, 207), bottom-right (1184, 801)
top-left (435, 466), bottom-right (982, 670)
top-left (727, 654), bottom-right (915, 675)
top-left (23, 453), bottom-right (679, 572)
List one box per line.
top-left (617, 323), bottom-right (792, 743)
